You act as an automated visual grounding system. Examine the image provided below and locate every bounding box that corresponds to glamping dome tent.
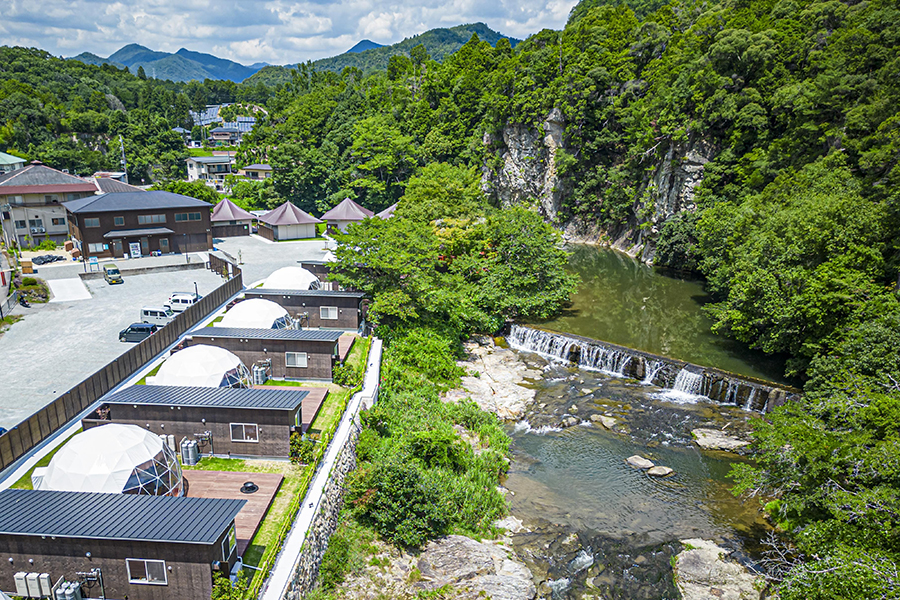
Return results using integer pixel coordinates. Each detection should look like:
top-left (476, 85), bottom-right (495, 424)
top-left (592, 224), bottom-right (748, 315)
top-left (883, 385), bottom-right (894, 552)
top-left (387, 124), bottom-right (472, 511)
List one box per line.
top-left (262, 266), bottom-right (320, 291)
top-left (218, 298), bottom-right (293, 329)
top-left (36, 424), bottom-right (183, 496)
top-left (148, 345), bottom-right (250, 388)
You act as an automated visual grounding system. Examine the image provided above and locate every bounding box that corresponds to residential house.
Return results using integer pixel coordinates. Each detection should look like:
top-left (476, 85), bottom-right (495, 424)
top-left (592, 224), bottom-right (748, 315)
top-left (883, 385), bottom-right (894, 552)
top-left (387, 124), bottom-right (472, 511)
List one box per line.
top-left (64, 190), bottom-right (212, 259)
top-left (0, 163), bottom-right (97, 247)
top-left (183, 328), bottom-right (344, 381)
top-left (211, 198), bottom-right (254, 237)
top-left (257, 201), bottom-right (321, 241)
top-left (185, 156), bottom-right (235, 192)
top-left (171, 126), bottom-right (191, 144)
top-left (82, 385), bottom-right (308, 458)
top-left (210, 126), bottom-right (241, 146)
top-left (0, 152), bottom-right (24, 175)
top-left (92, 176), bottom-right (144, 194)
top-left (238, 164), bottom-right (272, 180)
top-left (320, 197), bottom-right (374, 233)
top-left (0, 489), bottom-right (243, 600)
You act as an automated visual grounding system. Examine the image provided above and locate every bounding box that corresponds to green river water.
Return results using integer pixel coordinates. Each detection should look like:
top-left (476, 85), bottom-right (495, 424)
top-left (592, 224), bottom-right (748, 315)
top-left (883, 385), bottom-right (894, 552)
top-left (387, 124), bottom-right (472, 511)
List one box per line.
top-left (505, 246), bottom-right (778, 599)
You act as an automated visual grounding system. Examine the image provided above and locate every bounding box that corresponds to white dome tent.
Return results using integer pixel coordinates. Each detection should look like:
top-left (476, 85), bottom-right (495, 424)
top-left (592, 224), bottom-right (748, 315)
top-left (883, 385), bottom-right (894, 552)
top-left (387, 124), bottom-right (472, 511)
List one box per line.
top-left (262, 266), bottom-right (320, 291)
top-left (148, 345), bottom-right (251, 388)
top-left (36, 424), bottom-right (183, 496)
top-left (218, 298), bottom-right (293, 329)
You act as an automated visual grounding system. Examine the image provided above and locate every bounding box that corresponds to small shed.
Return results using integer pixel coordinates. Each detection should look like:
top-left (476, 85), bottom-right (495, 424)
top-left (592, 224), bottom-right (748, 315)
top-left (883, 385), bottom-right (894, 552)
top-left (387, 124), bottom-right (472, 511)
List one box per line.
top-left (258, 202), bottom-right (322, 241)
top-left (320, 198), bottom-right (374, 233)
top-left (0, 489), bottom-right (244, 600)
top-left (82, 385), bottom-right (308, 458)
top-left (184, 328), bottom-right (343, 381)
top-left (211, 198), bottom-right (254, 237)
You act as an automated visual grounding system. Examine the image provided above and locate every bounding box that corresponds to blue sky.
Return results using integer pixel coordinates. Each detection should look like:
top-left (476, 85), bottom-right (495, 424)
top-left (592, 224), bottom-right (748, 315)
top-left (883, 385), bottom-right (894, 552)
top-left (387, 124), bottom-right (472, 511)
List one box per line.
top-left (0, 0), bottom-right (578, 65)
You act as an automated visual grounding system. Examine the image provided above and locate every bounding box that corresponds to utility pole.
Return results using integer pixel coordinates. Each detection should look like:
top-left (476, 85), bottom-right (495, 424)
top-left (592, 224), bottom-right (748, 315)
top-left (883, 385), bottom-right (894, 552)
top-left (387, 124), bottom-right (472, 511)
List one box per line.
top-left (119, 136), bottom-right (128, 184)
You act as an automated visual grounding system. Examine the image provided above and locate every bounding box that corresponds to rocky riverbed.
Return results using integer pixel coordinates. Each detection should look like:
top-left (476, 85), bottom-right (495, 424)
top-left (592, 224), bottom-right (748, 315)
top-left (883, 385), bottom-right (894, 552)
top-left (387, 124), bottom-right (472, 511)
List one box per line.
top-left (442, 337), bottom-right (772, 600)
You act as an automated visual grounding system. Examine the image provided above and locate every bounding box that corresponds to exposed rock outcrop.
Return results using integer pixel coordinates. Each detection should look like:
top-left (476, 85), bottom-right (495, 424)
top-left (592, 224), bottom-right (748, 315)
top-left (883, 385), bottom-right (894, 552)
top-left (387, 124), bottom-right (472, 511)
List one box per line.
top-left (331, 535), bottom-right (535, 600)
top-left (674, 538), bottom-right (769, 600)
top-left (692, 428), bottom-right (751, 452)
top-left (443, 338), bottom-right (541, 420)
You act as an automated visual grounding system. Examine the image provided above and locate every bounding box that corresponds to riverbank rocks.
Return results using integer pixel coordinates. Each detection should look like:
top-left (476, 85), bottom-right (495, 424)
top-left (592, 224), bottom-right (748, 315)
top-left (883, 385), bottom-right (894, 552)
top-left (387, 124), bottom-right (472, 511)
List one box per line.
top-left (443, 339), bottom-right (541, 421)
top-left (647, 466), bottom-right (674, 477)
top-left (561, 416), bottom-right (579, 427)
top-left (591, 414), bottom-right (618, 429)
top-left (674, 538), bottom-right (768, 600)
top-left (626, 455), bottom-right (655, 469)
top-left (692, 428), bottom-right (750, 452)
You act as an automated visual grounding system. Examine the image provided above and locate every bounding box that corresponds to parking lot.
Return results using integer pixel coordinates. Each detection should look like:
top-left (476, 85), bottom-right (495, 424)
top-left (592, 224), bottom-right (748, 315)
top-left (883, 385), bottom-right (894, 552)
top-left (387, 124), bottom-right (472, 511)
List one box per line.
top-left (0, 235), bottom-right (331, 429)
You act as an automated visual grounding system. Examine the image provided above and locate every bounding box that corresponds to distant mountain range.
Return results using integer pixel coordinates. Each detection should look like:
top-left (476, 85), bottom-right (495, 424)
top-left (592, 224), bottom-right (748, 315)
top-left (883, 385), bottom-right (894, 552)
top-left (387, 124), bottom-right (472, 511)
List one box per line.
top-left (246, 23), bottom-right (520, 86)
top-left (70, 23), bottom-right (518, 85)
top-left (69, 45), bottom-right (266, 83)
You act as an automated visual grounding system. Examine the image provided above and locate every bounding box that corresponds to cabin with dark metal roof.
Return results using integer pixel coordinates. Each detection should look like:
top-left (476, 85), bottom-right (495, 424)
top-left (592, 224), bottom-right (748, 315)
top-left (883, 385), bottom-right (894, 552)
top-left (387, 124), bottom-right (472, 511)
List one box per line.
top-left (241, 289), bottom-right (367, 330)
top-left (0, 488), bottom-right (244, 600)
top-left (82, 385), bottom-right (308, 457)
top-left (182, 328), bottom-right (343, 381)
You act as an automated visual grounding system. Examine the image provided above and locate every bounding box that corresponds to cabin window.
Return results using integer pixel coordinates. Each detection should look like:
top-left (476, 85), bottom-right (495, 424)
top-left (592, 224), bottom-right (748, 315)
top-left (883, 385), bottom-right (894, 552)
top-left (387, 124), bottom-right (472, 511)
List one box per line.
top-left (88, 243), bottom-right (104, 253)
top-left (230, 423), bottom-right (259, 442)
top-left (320, 306), bottom-right (338, 320)
top-left (114, 216), bottom-right (125, 226)
top-left (137, 214), bottom-right (166, 224)
top-left (14, 220), bottom-right (25, 230)
top-left (175, 212), bottom-right (202, 222)
top-left (285, 352), bottom-right (308, 368)
top-left (28, 219), bottom-right (43, 228)
top-left (51, 218), bottom-right (65, 226)
top-left (84, 217), bottom-right (100, 228)
top-left (126, 558), bottom-right (167, 585)
top-left (222, 525), bottom-right (237, 561)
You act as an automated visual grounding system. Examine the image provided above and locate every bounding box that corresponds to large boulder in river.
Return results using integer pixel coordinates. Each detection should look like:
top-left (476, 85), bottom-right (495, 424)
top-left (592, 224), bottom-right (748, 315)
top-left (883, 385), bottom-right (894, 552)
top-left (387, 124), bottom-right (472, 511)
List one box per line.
top-left (416, 535), bottom-right (536, 600)
top-left (674, 538), bottom-right (768, 600)
top-left (692, 428), bottom-right (750, 452)
top-left (626, 455), bottom-right (655, 469)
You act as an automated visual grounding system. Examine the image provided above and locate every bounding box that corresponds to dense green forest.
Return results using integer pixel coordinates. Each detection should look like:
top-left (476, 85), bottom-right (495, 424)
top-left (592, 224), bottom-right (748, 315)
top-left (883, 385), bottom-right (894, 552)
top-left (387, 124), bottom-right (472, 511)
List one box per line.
top-left (5, 0), bottom-right (900, 594)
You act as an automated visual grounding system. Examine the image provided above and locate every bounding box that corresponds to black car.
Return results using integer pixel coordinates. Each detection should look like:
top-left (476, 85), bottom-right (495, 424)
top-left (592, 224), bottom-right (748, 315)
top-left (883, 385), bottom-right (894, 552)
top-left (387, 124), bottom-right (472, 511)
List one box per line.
top-left (119, 322), bottom-right (158, 342)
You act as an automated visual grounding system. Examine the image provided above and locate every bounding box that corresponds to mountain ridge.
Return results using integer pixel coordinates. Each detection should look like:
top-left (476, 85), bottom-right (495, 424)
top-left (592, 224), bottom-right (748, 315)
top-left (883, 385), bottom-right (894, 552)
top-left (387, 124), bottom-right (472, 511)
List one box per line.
top-left (69, 44), bottom-right (262, 82)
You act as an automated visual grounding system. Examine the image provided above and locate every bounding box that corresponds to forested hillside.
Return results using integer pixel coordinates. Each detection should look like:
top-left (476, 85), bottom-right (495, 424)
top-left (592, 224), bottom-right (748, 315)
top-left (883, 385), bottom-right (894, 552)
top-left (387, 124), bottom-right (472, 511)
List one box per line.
top-left (4, 0), bottom-right (900, 594)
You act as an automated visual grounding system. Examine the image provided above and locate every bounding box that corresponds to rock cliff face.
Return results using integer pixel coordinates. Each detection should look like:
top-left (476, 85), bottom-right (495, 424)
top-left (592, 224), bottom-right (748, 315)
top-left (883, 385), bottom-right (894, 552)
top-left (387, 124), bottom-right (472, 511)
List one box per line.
top-left (482, 110), bottom-right (714, 263)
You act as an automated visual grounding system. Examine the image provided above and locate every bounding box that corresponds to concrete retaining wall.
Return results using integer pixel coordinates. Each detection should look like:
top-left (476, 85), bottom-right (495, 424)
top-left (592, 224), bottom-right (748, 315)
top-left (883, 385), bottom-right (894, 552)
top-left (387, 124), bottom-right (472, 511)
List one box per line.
top-left (78, 261), bottom-right (206, 280)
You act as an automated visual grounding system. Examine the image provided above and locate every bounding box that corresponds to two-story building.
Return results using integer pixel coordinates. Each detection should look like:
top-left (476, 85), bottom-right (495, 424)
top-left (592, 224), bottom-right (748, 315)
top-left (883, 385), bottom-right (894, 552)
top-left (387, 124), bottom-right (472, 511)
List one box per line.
top-left (0, 163), bottom-right (97, 247)
top-left (238, 164), bottom-right (272, 180)
top-left (0, 152), bottom-right (24, 175)
top-left (64, 191), bottom-right (213, 259)
top-left (185, 156), bottom-right (235, 192)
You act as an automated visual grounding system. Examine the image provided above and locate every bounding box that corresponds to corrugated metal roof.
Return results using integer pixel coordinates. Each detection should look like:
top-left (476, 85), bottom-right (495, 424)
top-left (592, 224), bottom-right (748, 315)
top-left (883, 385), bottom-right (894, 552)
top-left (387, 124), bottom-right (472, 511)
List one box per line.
top-left (194, 328), bottom-right (343, 342)
top-left (65, 191), bottom-right (212, 213)
top-left (104, 385), bottom-right (307, 410)
top-left (187, 156), bottom-right (234, 165)
top-left (0, 489), bottom-right (244, 544)
top-left (247, 289), bottom-right (365, 299)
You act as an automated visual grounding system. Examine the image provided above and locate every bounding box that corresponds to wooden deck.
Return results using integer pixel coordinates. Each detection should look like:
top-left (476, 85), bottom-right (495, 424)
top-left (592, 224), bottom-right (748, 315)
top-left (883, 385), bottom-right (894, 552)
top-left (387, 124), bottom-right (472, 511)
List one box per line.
top-left (184, 471), bottom-right (283, 555)
top-left (252, 385), bottom-right (329, 432)
top-left (338, 333), bottom-right (356, 362)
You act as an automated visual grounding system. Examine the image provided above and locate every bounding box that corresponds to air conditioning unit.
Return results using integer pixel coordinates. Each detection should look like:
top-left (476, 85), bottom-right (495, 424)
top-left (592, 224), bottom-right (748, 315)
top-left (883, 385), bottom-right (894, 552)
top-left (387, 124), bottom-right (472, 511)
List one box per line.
top-left (30, 227), bottom-right (45, 234)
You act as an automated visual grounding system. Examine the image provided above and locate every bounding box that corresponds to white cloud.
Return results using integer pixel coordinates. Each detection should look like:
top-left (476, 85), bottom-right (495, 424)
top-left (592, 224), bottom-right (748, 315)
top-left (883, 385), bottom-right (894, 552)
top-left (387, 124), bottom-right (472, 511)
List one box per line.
top-left (0, 0), bottom-right (580, 65)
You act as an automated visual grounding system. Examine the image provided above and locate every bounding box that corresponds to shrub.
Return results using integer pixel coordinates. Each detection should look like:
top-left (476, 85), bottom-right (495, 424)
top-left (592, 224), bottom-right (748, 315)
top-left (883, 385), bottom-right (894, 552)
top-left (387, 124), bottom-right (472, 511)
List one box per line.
top-left (21, 277), bottom-right (37, 286)
top-left (289, 432), bottom-right (315, 465)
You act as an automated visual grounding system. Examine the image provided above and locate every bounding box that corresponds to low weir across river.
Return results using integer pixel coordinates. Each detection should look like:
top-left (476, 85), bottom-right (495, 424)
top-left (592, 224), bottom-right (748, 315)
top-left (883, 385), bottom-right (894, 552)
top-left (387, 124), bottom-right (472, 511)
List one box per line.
top-left (507, 325), bottom-right (799, 412)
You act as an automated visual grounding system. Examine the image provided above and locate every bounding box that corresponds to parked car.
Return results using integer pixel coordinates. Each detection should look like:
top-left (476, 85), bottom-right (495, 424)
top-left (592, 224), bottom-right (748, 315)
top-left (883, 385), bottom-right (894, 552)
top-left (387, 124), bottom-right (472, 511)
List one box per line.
top-left (141, 306), bottom-right (176, 326)
top-left (103, 264), bottom-right (123, 284)
top-left (166, 291), bottom-right (202, 313)
top-left (119, 323), bottom-right (158, 342)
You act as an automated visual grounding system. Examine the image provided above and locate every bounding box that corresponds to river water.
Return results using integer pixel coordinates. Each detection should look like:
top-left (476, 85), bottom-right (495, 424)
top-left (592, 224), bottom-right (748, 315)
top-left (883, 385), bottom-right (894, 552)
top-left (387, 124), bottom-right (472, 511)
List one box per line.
top-left (504, 247), bottom-right (776, 599)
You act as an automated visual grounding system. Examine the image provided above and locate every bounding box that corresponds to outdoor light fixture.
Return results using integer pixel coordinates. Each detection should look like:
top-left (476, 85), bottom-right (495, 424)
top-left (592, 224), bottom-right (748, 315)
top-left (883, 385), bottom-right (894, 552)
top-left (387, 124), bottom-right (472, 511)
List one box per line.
top-left (85, 552), bottom-right (91, 558)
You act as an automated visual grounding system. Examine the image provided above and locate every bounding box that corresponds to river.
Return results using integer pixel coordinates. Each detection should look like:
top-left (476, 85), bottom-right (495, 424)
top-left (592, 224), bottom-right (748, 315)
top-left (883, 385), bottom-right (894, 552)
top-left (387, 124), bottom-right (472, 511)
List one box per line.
top-left (503, 246), bottom-right (776, 599)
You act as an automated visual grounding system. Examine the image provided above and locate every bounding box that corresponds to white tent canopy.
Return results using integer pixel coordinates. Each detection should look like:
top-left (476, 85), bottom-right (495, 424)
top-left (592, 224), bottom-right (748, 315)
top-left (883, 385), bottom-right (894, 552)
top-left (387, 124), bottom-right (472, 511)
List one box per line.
top-left (149, 345), bottom-right (250, 388)
top-left (37, 424), bottom-right (183, 496)
top-left (218, 298), bottom-right (292, 329)
top-left (262, 266), bottom-right (320, 290)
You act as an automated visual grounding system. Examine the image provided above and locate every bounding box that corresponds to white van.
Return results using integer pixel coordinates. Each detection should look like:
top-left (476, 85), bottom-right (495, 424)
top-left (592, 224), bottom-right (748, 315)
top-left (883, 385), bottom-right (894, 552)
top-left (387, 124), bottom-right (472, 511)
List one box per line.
top-left (141, 306), bottom-right (176, 325)
top-left (166, 292), bottom-right (202, 313)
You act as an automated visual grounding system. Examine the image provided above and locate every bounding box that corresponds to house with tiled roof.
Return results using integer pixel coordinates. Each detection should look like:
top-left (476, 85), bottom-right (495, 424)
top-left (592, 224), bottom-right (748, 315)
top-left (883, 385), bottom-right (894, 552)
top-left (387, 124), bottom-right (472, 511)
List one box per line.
top-left (258, 201), bottom-right (321, 241)
top-left (238, 163), bottom-right (272, 180)
top-left (0, 152), bottom-right (25, 175)
top-left (0, 162), bottom-right (96, 247)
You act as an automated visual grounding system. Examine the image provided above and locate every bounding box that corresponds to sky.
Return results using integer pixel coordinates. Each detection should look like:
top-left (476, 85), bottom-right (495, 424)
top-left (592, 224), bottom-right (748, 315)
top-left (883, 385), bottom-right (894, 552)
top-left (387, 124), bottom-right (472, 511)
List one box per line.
top-left (0, 0), bottom-right (579, 66)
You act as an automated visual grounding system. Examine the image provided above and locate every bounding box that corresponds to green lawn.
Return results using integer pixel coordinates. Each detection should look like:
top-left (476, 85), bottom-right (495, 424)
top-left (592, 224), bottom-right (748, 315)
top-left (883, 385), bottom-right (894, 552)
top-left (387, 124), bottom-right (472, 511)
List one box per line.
top-left (183, 457), bottom-right (309, 569)
top-left (206, 315), bottom-right (224, 327)
top-left (11, 429), bottom-right (82, 489)
top-left (188, 148), bottom-right (213, 157)
top-left (135, 362), bottom-right (162, 385)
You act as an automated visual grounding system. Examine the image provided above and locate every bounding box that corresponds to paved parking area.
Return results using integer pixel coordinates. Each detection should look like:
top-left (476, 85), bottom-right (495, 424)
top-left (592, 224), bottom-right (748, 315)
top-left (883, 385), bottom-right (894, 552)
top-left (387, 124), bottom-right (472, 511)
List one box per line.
top-left (0, 269), bottom-right (225, 428)
top-left (213, 235), bottom-right (332, 286)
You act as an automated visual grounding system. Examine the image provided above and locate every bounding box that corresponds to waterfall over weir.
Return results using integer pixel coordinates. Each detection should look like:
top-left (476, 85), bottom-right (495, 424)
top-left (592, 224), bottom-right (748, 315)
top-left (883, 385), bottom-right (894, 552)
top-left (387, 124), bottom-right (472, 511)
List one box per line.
top-left (507, 325), bottom-right (797, 412)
